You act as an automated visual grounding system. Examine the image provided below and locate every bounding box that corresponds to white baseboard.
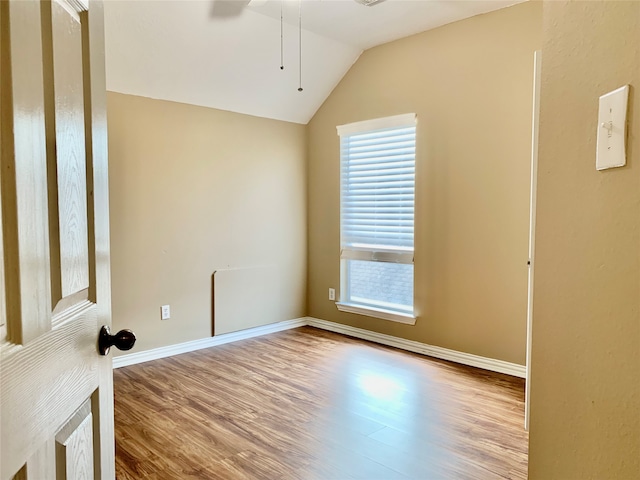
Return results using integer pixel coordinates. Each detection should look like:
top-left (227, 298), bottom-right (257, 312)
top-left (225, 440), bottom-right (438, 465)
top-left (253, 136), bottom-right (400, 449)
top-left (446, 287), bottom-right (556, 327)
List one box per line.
top-left (307, 317), bottom-right (526, 378)
top-left (113, 317), bottom-right (307, 368)
top-left (113, 315), bottom-right (525, 378)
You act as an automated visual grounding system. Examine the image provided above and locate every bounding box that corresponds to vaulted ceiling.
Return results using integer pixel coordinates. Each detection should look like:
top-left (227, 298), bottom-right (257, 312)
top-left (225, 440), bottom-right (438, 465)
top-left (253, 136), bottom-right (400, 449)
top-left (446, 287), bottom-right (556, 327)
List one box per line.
top-left (104, 0), bottom-right (524, 124)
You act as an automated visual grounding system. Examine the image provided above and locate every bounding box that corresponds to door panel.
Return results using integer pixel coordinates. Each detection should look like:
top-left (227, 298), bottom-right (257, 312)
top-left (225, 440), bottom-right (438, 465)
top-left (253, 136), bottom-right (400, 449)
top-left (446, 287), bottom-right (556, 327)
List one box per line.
top-left (1, 0), bottom-right (52, 346)
top-left (15, 439), bottom-right (56, 480)
top-left (43, 0), bottom-right (91, 305)
top-left (56, 400), bottom-right (94, 480)
top-left (1, 0), bottom-right (114, 479)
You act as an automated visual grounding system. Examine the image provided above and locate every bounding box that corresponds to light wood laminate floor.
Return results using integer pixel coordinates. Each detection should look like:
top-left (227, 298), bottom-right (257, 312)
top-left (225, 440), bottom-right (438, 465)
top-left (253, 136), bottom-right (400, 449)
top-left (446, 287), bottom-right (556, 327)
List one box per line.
top-left (114, 326), bottom-right (528, 479)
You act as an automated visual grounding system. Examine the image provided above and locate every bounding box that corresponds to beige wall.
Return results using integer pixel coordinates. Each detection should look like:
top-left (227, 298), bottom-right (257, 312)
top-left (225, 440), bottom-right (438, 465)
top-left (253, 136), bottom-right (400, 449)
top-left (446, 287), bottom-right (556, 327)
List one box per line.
top-left (107, 93), bottom-right (307, 353)
top-left (307, 2), bottom-right (542, 364)
top-left (529, 2), bottom-right (639, 477)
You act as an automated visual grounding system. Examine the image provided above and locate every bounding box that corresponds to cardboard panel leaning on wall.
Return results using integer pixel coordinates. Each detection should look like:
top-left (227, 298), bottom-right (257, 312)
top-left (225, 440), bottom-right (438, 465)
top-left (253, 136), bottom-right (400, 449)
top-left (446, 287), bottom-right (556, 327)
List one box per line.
top-left (107, 93), bottom-right (307, 354)
top-left (529, 1), bottom-right (639, 478)
top-left (307, 2), bottom-right (542, 365)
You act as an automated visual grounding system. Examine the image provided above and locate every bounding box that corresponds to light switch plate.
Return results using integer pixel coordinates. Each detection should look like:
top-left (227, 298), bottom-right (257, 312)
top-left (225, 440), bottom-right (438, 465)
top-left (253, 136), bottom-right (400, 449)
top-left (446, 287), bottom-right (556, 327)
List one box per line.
top-left (596, 85), bottom-right (629, 170)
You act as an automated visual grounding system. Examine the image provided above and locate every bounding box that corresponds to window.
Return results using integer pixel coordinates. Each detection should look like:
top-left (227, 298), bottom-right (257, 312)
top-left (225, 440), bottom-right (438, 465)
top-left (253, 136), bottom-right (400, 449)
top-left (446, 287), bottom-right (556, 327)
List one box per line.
top-left (336, 113), bottom-right (416, 324)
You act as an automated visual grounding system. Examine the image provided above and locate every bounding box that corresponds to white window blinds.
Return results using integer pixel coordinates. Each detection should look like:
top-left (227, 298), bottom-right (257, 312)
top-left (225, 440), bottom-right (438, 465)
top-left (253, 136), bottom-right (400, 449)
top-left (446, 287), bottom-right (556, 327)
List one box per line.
top-left (338, 114), bottom-right (416, 257)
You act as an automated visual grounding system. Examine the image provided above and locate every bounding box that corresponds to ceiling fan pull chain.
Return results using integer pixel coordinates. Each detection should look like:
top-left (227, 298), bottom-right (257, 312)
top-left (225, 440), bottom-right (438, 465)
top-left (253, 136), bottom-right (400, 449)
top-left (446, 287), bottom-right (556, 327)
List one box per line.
top-left (298, 0), bottom-right (303, 92)
top-left (280, 0), bottom-right (284, 70)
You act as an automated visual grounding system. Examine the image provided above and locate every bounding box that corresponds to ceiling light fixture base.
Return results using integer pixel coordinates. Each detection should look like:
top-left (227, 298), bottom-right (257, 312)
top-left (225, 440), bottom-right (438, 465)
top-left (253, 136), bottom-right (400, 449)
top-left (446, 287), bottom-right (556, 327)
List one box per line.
top-left (353, 0), bottom-right (387, 7)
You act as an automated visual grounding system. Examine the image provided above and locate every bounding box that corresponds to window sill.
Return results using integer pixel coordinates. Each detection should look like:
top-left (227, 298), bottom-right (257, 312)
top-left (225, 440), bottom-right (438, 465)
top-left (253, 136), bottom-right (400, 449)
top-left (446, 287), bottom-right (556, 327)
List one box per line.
top-left (335, 302), bottom-right (417, 325)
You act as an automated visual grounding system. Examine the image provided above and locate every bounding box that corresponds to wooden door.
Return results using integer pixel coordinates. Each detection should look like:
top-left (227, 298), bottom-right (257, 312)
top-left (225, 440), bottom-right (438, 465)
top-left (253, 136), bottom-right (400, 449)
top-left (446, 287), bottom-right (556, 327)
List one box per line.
top-left (1, 0), bottom-right (115, 478)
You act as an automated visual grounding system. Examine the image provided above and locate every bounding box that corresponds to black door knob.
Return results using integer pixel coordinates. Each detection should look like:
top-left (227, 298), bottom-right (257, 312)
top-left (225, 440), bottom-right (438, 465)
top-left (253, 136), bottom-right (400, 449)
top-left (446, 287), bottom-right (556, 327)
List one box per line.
top-left (99, 325), bottom-right (136, 355)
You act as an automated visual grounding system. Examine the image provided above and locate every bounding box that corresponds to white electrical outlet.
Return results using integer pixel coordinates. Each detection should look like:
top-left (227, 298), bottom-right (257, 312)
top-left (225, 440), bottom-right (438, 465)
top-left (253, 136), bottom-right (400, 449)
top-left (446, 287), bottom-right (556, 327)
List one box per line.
top-left (161, 305), bottom-right (171, 320)
top-left (328, 288), bottom-right (335, 301)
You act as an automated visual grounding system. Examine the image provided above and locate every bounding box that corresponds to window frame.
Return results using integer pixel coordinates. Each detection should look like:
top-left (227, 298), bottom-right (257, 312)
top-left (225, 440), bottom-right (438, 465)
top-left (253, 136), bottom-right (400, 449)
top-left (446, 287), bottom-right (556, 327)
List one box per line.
top-left (335, 113), bottom-right (417, 325)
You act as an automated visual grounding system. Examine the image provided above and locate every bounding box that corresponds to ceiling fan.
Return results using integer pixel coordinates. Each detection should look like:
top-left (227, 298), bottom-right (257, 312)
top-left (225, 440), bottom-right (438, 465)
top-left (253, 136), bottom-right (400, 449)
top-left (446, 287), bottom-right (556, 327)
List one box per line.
top-left (210, 0), bottom-right (266, 18)
top-left (210, 0), bottom-right (387, 19)
top-left (209, 0), bottom-right (388, 92)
